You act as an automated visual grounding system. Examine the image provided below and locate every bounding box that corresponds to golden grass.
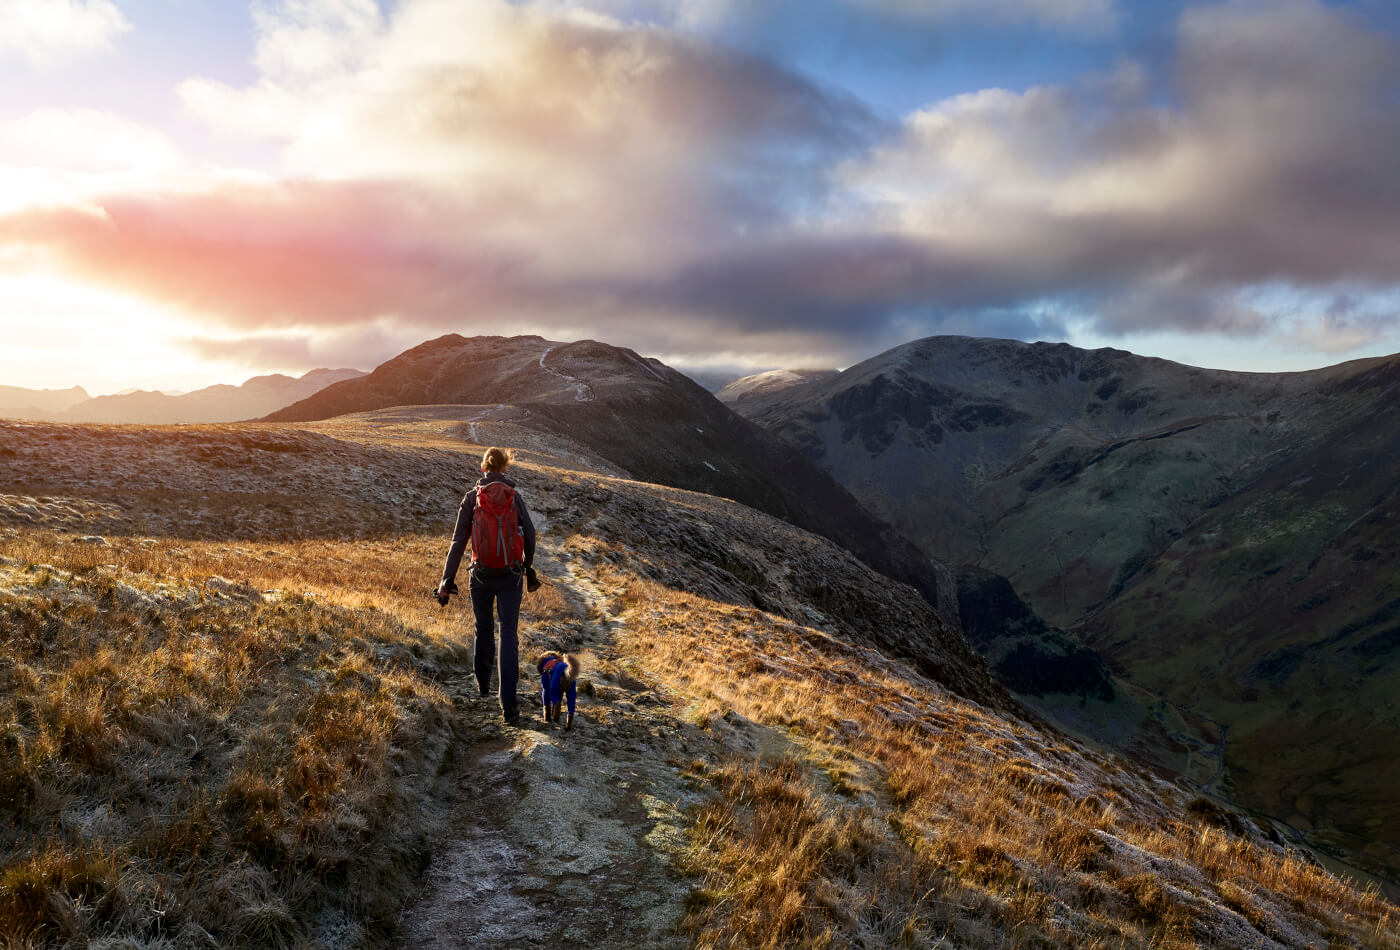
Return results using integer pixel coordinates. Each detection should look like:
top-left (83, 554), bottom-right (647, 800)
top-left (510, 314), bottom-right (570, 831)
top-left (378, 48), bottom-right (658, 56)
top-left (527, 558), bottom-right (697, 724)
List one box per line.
top-left (0, 528), bottom-right (571, 947)
top-left (3, 512), bottom-right (1396, 949)
top-left (598, 568), bottom-right (1399, 950)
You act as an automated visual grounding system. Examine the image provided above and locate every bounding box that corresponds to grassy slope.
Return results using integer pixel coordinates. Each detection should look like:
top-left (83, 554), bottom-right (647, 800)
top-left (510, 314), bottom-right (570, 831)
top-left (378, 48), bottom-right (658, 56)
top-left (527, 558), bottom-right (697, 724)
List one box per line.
top-left (0, 416), bottom-right (1395, 949)
top-left (737, 338), bottom-right (1400, 895)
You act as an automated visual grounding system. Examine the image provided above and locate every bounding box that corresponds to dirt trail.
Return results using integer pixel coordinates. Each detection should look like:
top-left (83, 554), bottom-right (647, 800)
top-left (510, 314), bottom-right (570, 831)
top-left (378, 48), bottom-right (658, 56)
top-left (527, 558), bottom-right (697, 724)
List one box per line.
top-left (397, 557), bottom-right (702, 949)
top-left (538, 345), bottom-right (596, 403)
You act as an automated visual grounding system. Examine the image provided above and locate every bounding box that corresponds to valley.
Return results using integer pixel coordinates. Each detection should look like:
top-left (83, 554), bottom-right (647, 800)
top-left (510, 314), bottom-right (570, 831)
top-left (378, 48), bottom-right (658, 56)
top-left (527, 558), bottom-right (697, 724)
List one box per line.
top-left (734, 335), bottom-right (1400, 895)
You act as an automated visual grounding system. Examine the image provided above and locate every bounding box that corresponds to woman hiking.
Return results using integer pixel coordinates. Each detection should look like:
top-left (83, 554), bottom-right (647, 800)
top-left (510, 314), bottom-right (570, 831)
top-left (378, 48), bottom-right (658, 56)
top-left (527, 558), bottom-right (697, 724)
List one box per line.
top-left (435, 447), bottom-right (538, 725)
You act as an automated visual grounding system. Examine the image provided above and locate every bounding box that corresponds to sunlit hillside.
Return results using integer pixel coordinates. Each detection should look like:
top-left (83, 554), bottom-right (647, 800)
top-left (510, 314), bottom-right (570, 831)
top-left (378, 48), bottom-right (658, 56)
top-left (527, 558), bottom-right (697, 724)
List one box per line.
top-left (1, 413), bottom-right (1396, 949)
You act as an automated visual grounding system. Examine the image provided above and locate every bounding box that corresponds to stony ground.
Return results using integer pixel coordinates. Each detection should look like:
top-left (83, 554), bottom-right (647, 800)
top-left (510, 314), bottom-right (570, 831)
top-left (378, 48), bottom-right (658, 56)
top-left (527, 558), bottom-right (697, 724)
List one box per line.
top-left (397, 551), bottom-right (704, 950)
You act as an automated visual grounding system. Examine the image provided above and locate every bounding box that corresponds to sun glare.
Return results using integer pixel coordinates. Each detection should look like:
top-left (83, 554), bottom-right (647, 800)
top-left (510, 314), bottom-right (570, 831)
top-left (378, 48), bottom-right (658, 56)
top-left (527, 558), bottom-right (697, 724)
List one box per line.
top-left (0, 273), bottom-right (241, 394)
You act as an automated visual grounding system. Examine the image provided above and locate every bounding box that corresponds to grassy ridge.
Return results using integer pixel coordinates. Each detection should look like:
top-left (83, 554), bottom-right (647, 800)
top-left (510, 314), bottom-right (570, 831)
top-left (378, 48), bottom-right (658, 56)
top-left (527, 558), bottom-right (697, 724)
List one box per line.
top-left (2, 413), bottom-right (1397, 949)
top-left (0, 531), bottom-right (573, 948)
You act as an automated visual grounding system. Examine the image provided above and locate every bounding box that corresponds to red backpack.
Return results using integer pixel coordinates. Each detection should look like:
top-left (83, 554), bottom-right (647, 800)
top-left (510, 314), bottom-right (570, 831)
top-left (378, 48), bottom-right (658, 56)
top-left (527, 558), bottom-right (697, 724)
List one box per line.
top-left (472, 482), bottom-right (525, 570)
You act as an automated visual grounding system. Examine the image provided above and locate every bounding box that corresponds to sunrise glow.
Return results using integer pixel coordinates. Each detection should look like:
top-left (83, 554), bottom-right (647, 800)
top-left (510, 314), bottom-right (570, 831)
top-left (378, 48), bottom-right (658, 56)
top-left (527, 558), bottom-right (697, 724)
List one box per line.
top-left (4, 0), bottom-right (1400, 393)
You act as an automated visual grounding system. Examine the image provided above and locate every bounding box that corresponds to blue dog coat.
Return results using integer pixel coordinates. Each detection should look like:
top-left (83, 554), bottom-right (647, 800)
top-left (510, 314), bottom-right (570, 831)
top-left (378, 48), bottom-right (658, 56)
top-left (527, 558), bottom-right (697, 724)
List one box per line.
top-left (541, 655), bottom-right (577, 717)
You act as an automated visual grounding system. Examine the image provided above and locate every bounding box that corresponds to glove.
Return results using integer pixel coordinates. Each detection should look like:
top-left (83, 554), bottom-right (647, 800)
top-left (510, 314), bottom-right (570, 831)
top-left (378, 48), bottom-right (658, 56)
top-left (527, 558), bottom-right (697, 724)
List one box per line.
top-left (525, 567), bottom-right (541, 593)
top-left (434, 580), bottom-right (459, 606)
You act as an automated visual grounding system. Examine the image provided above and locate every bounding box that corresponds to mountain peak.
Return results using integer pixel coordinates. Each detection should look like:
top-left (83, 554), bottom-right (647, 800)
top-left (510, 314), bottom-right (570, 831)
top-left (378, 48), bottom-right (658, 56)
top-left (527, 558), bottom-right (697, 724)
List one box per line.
top-left (716, 368), bottom-right (838, 405)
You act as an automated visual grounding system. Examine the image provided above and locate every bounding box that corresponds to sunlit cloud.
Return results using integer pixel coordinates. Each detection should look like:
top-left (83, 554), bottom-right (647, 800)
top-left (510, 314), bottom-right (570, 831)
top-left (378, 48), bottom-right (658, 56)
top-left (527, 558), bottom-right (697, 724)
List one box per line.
top-left (536, 0), bottom-right (1118, 33)
top-left (3, 0), bottom-right (1400, 387)
top-left (183, 320), bottom-right (415, 372)
top-left (0, 0), bottom-right (131, 63)
top-left (1, 108), bottom-right (186, 174)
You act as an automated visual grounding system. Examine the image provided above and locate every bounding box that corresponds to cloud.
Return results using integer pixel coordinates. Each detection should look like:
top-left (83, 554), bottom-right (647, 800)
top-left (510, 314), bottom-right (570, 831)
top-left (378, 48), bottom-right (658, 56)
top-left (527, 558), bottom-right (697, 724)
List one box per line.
top-left (1281, 292), bottom-right (1398, 355)
top-left (183, 321), bottom-right (415, 371)
top-left (252, 0), bottom-right (384, 83)
top-left (853, 0), bottom-right (1117, 32)
top-left (0, 181), bottom-right (529, 328)
top-left (540, 0), bottom-right (1118, 34)
top-left (0, 109), bottom-right (186, 174)
top-left (0, 0), bottom-right (130, 63)
top-left (4, 1), bottom-right (885, 341)
top-left (5, 0), bottom-right (1400, 372)
top-left (840, 0), bottom-right (1400, 338)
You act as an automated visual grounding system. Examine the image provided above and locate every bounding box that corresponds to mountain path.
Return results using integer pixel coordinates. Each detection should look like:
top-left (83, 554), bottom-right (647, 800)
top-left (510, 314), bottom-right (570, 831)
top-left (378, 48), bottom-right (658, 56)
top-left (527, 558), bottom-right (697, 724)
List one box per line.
top-left (396, 553), bottom-right (702, 949)
top-left (538, 345), bottom-right (595, 403)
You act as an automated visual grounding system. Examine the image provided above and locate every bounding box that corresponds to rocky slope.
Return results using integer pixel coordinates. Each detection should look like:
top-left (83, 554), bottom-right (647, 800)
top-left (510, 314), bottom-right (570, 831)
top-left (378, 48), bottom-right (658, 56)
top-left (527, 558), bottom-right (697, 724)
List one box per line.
top-left (735, 334), bottom-right (1400, 893)
top-left (265, 335), bottom-right (960, 621)
top-left (2, 411), bottom-right (1393, 948)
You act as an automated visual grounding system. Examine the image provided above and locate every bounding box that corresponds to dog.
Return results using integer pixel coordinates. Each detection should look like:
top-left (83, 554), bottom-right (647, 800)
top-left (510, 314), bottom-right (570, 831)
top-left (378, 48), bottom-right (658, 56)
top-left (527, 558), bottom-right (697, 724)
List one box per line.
top-left (536, 651), bottom-right (580, 729)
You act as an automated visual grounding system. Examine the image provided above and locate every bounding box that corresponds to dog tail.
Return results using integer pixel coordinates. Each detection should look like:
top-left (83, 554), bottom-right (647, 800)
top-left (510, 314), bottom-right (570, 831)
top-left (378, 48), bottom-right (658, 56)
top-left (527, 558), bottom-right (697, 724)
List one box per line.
top-left (563, 652), bottom-right (581, 685)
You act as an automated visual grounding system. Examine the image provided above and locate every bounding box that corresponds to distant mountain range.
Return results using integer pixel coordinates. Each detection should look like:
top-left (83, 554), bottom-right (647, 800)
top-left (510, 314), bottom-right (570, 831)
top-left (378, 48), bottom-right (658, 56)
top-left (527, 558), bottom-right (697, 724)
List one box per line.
top-left (0, 369), bottom-right (364, 424)
top-left (0, 384), bottom-right (91, 418)
top-left (728, 335), bottom-right (1400, 891)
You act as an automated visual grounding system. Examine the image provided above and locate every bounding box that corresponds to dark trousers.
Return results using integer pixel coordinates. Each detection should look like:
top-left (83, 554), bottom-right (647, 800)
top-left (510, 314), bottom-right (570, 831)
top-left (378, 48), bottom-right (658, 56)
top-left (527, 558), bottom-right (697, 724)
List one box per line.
top-left (470, 569), bottom-right (523, 713)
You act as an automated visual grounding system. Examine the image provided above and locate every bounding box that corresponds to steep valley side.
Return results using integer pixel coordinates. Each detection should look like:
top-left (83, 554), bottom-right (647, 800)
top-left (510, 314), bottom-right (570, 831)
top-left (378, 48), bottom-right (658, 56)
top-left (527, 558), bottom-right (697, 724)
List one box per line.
top-left (736, 335), bottom-right (1400, 893)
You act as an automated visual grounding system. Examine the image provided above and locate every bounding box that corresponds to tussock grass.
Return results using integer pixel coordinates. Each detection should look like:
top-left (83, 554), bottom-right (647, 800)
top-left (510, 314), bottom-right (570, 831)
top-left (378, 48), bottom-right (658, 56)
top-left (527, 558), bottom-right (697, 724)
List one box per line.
top-left (600, 569), bottom-right (1399, 950)
top-left (3, 475), bottom-right (1396, 949)
top-left (0, 529), bottom-right (539, 948)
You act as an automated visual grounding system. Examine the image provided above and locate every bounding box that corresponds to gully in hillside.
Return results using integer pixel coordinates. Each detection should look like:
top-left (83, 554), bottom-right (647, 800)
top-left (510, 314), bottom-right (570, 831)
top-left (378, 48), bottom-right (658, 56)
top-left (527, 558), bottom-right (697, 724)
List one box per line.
top-left (435, 446), bottom-right (541, 725)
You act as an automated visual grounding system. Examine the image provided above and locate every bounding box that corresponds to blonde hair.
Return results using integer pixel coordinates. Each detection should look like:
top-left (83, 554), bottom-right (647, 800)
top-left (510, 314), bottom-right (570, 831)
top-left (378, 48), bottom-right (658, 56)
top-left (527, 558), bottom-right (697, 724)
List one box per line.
top-left (481, 446), bottom-right (513, 472)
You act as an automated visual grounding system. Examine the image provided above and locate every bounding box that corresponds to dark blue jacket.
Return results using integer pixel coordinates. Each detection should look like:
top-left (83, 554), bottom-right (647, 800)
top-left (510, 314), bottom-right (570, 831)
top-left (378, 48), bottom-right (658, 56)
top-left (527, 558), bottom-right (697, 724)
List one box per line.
top-left (541, 656), bottom-right (577, 717)
top-left (441, 472), bottom-right (536, 586)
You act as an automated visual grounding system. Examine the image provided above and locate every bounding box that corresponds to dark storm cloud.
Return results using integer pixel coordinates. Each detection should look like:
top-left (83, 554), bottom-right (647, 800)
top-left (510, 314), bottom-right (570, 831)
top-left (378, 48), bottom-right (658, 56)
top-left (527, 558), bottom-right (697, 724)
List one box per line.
top-left (846, 0), bottom-right (1400, 338)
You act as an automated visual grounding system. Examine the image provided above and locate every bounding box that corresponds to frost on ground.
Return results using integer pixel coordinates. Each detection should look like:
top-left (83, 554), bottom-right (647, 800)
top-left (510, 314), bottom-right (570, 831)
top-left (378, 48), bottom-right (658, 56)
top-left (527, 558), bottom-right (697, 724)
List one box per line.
top-left (400, 550), bottom-right (703, 950)
top-left (2, 411), bottom-right (1395, 950)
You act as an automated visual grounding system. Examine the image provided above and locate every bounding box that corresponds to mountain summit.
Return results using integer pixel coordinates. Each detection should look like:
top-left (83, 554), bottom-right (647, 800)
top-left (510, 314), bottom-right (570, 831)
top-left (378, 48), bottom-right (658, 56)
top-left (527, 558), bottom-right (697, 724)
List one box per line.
top-left (266, 334), bottom-right (964, 628)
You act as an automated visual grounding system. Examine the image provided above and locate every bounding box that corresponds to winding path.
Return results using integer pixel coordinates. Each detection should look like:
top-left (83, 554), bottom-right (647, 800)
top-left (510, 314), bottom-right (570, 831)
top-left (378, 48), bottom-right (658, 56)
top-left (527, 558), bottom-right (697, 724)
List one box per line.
top-left (538, 345), bottom-right (595, 403)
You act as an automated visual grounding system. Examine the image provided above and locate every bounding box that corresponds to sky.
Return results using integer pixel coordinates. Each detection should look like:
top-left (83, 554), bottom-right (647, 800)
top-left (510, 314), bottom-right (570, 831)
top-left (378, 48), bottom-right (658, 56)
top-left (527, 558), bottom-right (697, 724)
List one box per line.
top-left (4, 0), bottom-right (1400, 394)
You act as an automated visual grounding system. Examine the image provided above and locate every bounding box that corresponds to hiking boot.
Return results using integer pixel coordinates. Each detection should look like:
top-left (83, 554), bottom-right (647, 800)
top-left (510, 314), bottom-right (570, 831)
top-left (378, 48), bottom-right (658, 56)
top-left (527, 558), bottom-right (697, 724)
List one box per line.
top-left (503, 708), bottom-right (520, 726)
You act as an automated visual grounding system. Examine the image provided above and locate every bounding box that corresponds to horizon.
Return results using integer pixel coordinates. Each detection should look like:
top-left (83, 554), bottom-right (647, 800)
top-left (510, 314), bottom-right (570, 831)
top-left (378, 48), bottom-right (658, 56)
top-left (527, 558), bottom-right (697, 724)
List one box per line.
top-left (12, 327), bottom-right (1400, 399)
top-left (6, 1), bottom-right (1400, 392)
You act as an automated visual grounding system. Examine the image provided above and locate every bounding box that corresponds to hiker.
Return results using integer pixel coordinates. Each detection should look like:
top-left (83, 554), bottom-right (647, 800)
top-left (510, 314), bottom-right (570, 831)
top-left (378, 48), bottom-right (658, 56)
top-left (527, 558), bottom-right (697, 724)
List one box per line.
top-left (435, 446), bottom-right (539, 725)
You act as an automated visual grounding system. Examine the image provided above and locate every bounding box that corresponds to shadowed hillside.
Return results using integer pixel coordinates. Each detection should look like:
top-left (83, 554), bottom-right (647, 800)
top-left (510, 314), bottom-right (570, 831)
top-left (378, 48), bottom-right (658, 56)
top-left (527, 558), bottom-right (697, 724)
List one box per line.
top-left (1, 412), bottom-right (1395, 948)
top-left (734, 334), bottom-right (1400, 894)
top-left (265, 334), bottom-right (961, 621)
